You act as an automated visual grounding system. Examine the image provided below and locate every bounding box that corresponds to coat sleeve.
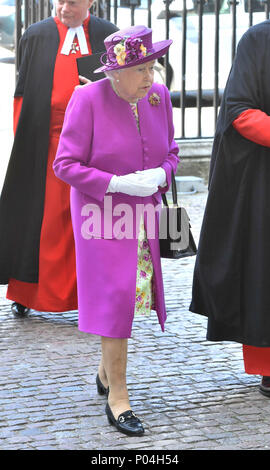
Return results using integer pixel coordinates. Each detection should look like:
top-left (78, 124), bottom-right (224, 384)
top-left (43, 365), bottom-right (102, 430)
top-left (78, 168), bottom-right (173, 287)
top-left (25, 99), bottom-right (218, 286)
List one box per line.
top-left (221, 27), bottom-right (264, 132)
top-left (53, 87), bottom-right (114, 202)
top-left (159, 85), bottom-right (180, 192)
top-left (14, 29), bottom-right (30, 97)
top-left (232, 108), bottom-right (270, 147)
top-left (13, 96), bottom-right (23, 134)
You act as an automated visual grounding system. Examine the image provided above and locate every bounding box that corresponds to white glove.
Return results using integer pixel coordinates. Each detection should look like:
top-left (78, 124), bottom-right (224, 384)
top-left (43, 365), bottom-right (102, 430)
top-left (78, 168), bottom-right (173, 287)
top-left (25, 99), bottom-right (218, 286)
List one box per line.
top-left (135, 167), bottom-right (167, 188)
top-left (107, 173), bottom-right (158, 197)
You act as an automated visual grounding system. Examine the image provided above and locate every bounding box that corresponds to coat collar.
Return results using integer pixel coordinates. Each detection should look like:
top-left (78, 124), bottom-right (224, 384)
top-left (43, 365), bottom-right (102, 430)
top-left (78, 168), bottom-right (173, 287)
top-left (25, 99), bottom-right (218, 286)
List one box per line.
top-left (103, 78), bottom-right (153, 136)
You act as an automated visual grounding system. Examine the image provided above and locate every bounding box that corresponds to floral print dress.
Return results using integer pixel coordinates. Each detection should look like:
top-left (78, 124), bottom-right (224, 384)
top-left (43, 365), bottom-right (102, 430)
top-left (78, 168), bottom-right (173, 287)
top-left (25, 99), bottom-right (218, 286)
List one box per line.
top-left (130, 102), bottom-right (154, 317)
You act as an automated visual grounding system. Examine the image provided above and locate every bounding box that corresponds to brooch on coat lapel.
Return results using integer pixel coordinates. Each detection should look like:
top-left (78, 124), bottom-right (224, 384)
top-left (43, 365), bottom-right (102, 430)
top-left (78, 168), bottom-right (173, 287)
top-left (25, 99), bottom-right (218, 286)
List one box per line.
top-left (148, 92), bottom-right (161, 106)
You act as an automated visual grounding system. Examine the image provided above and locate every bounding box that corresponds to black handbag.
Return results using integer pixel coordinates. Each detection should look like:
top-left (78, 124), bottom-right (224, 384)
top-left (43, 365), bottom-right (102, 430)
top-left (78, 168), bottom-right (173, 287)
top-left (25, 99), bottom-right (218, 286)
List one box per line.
top-left (159, 171), bottom-right (197, 259)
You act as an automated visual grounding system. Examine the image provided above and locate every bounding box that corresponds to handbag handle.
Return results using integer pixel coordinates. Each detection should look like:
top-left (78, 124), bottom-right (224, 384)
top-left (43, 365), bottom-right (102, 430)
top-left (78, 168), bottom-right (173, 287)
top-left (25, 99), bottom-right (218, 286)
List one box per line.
top-left (161, 170), bottom-right (178, 207)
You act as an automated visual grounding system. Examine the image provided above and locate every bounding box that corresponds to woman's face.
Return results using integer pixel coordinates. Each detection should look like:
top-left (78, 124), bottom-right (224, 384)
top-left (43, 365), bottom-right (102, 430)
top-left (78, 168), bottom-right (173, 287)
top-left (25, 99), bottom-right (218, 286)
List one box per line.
top-left (114, 60), bottom-right (156, 102)
top-left (56, 0), bottom-right (93, 28)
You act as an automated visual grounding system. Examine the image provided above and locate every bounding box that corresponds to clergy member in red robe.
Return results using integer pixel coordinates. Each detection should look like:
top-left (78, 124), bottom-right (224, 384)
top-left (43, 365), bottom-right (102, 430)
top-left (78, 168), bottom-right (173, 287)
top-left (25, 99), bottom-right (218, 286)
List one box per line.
top-left (232, 110), bottom-right (270, 392)
top-left (190, 21), bottom-right (270, 397)
top-left (0, 1), bottom-right (118, 315)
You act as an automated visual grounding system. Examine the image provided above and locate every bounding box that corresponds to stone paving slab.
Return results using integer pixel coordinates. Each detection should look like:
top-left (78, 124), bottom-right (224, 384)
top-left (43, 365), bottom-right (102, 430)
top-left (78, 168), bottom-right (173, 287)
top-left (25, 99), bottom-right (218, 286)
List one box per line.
top-left (1, 192), bottom-right (270, 452)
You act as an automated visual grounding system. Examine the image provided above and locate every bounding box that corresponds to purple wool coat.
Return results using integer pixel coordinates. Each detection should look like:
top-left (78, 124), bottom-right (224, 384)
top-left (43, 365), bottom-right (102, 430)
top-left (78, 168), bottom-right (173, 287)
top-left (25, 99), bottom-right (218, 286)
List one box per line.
top-left (53, 78), bottom-right (179, 338)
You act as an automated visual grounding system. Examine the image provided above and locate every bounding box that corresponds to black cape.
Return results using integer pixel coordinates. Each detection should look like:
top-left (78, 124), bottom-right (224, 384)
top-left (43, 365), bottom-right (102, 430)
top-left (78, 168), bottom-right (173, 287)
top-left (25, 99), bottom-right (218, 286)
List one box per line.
top-left (0, 15), bottom-right (118, 285)
top-left (189, 20), bottom-right (270, 347)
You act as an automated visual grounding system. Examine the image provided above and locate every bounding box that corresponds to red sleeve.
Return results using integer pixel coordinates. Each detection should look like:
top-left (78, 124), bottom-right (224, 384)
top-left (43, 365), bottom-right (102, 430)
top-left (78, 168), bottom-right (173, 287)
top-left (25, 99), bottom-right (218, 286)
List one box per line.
top-left (232, 108), bottom-right (270, 147)
top-left (13, 96), bottom-right (23, 135)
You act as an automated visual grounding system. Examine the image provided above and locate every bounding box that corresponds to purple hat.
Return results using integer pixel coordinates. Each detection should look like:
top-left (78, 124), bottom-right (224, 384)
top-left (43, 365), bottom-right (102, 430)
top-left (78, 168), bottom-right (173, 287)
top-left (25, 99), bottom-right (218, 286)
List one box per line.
top-left (94, 25), bottom-right (172, 73)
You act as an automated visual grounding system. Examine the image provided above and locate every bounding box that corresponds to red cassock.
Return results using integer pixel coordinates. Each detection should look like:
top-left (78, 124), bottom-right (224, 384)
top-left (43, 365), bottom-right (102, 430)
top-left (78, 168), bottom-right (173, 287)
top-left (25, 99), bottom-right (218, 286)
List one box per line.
top-left (233, 109), bottom-right (270, 375)
top-left (7, 16), bottom-right (93, 312)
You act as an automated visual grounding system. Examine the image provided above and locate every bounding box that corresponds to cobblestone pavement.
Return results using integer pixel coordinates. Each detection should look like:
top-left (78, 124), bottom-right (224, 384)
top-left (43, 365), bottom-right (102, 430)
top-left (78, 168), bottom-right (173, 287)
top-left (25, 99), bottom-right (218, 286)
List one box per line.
top-left (1, 191), bottom-right (270, 452)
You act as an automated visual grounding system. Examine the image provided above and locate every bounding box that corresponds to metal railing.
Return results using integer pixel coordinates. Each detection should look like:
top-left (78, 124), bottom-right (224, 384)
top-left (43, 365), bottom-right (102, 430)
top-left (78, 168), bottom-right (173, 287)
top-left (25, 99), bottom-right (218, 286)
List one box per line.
top-left (14, 0), bottom-right (270, 139)
top-left (15, 1), bottom-right (53, 74)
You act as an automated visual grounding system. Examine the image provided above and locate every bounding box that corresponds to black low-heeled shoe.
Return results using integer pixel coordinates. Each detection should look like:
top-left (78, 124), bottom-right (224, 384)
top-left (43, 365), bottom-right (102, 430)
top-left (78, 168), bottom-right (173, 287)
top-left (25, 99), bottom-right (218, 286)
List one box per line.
top-left (259, 376), bottom-right (270, 398)
top-left (11, 302), bottom-right (30, 317)
top-left (105, 402), bottom-right (144, 436)
top-left (96, 374), bottom-right (109, 396)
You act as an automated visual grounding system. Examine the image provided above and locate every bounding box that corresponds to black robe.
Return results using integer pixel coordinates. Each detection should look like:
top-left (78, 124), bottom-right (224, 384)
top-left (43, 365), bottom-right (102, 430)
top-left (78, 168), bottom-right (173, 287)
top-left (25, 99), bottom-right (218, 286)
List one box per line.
top-left (0, 15), bottom-right (118, 285)
top-left (189, 20), bottom-right (270, 347)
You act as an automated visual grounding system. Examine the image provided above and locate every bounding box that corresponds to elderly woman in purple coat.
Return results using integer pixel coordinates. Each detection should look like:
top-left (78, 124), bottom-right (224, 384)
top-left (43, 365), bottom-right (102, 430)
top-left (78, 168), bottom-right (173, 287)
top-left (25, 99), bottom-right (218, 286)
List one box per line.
top-left (53, 25), bottom-right (179, 436)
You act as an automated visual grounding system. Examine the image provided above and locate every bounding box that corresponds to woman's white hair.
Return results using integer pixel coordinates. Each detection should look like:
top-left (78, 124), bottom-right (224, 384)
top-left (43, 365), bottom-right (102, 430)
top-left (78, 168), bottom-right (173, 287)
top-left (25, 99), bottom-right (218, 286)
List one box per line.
top-left (104, 69), bottom-right (121, 81)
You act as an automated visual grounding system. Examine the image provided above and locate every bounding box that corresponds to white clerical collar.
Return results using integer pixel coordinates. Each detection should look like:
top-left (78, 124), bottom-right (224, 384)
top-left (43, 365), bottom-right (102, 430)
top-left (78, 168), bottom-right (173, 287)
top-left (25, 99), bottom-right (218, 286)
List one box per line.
top-left (61, 24), bottom-right (89, 55)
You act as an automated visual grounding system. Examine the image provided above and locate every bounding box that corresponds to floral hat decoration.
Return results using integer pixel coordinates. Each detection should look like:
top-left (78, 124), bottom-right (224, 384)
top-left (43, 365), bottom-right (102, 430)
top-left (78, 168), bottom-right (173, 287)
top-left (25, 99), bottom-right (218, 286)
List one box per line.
top-left (94, 25), bottom-right (172, 74)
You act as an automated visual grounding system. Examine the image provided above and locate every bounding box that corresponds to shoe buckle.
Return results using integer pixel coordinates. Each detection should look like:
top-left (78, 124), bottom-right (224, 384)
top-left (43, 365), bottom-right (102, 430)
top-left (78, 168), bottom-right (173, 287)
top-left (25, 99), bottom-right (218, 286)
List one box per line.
top-left (118, 411), bottom-right (137, 423)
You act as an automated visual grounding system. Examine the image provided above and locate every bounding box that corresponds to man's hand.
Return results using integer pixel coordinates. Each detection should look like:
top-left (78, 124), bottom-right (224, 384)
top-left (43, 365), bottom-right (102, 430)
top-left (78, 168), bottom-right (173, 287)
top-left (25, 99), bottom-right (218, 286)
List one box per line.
top-left (75, 75), bottom-right (92, 89)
